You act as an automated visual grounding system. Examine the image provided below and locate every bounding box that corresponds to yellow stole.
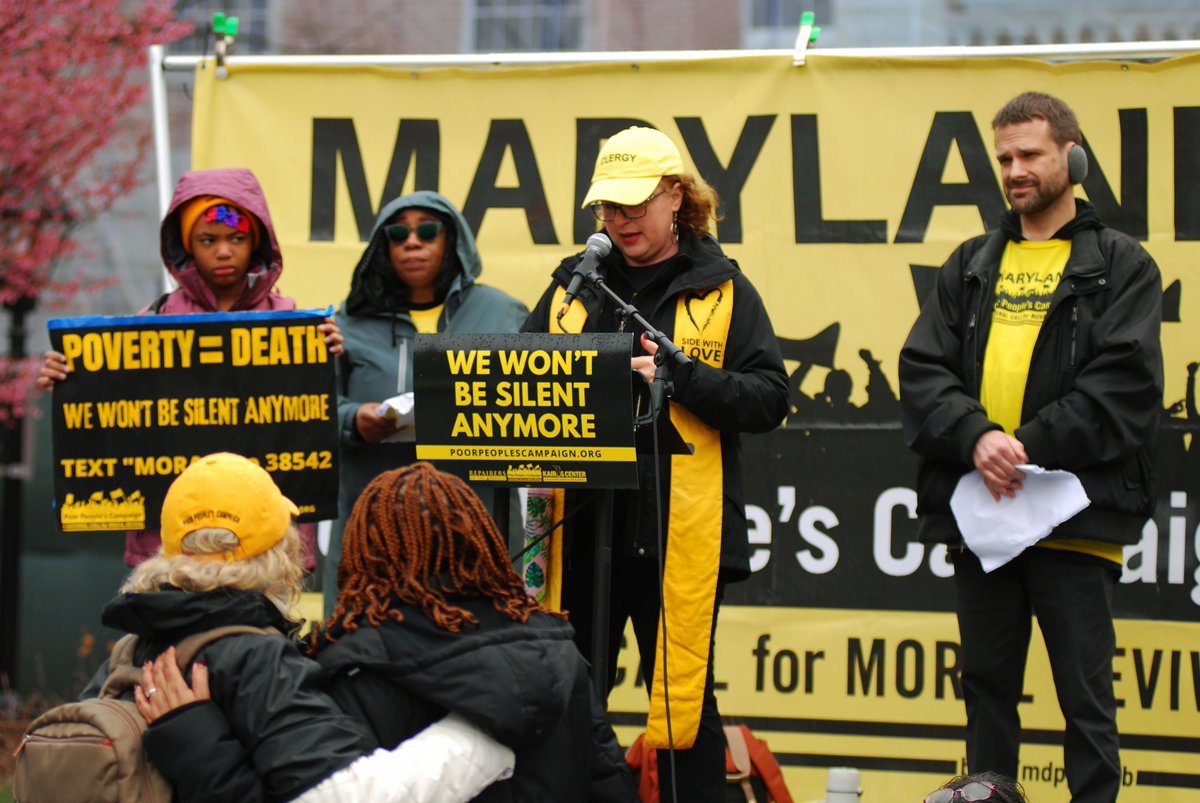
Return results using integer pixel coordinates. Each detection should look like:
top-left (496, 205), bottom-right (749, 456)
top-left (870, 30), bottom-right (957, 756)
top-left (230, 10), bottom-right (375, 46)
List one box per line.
top-left (548, 279), bottom-right (734, 749)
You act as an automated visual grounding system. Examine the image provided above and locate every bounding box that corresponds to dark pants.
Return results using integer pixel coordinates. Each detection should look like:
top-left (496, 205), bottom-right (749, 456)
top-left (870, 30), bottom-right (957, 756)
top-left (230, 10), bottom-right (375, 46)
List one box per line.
top-left (564, 552), bottom-right (726, 803)
top-left (953, 548), bottom-right (1120, 803)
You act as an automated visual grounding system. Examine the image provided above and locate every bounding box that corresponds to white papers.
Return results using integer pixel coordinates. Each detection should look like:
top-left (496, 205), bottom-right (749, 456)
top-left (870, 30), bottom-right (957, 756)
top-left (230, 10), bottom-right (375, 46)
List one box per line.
top-left (950, 464), bottom-right (1090, 572)
top-left (377, 392), bottom-right (415, 443)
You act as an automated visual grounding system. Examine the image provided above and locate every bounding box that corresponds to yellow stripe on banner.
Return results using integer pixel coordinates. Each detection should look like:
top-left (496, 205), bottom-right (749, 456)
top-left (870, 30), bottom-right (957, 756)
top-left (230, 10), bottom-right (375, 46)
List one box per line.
top-left (417, 444), bottom-right (637, 461)
top-left (646, 279), bottom-right (735, 750)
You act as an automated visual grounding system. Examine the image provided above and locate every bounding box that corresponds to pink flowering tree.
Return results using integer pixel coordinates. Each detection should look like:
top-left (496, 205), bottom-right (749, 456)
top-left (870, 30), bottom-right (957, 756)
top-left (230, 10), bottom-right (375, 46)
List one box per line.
top-left (0, 0), bottom-right (188, 446)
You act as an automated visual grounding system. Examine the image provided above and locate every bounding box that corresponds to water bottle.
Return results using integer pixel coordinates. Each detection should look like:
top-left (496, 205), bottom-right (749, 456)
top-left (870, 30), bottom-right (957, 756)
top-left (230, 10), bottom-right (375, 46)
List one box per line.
top-left (825, 767), bottom-right (862, 802)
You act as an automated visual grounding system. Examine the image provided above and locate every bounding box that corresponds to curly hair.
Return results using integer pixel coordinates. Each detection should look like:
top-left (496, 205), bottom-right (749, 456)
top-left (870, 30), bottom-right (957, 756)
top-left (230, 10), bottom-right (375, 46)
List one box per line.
top-left (671, 174), bottom-right (723, 238)
top-left (321, 462), bottom-right (549, 640)
top-left (122, 524), bottom-right (305, 623)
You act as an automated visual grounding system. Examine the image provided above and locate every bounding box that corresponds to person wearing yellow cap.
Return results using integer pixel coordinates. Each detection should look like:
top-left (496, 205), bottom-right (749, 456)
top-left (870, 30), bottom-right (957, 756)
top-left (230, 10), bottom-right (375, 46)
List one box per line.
top-left (37, 167), bottom-right (342, 571)
top-left (78, 452), bottom-right (515, 803)
top-left (522, 126), bottom-right (789, 802)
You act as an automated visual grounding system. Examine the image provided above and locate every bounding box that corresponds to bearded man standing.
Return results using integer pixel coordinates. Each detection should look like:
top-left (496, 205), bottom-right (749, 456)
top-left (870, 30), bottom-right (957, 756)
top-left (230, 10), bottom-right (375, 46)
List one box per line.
top-left (899, 92), bottom-right (1162, 803)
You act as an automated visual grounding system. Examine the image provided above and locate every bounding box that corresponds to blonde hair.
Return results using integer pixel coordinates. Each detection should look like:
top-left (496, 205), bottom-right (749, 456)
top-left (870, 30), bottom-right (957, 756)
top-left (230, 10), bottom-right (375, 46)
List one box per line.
top-left (122, 524), bottom-right (305, 622)
top-left (670, 174), bottom-right (722, 238)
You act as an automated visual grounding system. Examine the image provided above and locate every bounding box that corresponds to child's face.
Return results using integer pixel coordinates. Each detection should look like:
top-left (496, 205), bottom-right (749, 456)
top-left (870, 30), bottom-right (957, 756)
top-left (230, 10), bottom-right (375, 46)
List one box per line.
top-left (190, 217), bottom-right (253, 293)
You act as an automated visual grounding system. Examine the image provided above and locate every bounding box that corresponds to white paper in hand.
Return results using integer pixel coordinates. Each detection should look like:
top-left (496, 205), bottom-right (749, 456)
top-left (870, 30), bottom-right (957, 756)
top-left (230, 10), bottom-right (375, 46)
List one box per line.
top-left (950, 465), bottom-right (1090, 572)
top-left (377, 392), bottom-right (415, 443)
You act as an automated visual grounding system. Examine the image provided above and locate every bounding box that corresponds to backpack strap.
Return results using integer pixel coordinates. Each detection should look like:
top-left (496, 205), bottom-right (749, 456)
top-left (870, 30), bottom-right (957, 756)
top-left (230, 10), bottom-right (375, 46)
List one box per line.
top-left (99, 625), bottom-right (279, 699)
top-left (723, 725), bottom-right (758, 803)
top-left (741, 725), bottom-right (796, 803)
top-left (724, 725), bottom-right (752, 781)
top-left (147, 292), bottom-right (171, 314)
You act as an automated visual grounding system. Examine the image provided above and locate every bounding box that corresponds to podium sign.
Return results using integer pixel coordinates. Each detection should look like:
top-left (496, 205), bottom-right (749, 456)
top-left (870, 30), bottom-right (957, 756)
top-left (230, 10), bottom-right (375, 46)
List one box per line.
top-left (414, 333), bottom-right (637, 488)
top-left (47, 310), bottom-right (340, 532)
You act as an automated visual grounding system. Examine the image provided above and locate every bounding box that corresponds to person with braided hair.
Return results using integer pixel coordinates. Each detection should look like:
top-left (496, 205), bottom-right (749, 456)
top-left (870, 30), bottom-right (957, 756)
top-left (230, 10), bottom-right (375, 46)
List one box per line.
top-left (312, 461), bottom-right (638, 802)
top-left (137, 460), bottom-right (636, 800)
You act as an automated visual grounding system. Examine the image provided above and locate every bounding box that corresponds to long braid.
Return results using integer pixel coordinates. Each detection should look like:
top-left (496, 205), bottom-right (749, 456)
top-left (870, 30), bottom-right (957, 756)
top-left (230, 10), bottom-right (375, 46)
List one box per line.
top-left (320, 462), bottom-right (548, 643)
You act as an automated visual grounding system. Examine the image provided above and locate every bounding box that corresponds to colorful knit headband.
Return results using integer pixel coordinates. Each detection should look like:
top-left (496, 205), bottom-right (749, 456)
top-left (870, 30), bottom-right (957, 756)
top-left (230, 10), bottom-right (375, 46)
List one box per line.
top-left (179, 196), bottom-right (261, 254)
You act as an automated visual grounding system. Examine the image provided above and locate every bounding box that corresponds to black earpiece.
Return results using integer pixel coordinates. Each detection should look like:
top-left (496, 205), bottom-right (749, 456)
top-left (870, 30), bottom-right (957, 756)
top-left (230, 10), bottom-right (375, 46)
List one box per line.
top-left (1067, 144), bottom-right (1088, 184)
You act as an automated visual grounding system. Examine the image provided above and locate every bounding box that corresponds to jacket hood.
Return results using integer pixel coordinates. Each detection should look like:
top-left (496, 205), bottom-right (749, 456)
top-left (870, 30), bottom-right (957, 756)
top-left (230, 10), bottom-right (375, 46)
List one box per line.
top-left (1000, 198), bottom-right (1105, 242)
top-left (315, 600), bottom-right (579, 749)
top-left (343, 191), bottom-right (481, 317)
top-left (102, 587), bottom-right (289, 641)
top-left (160, 168), bottom-right (285, 312)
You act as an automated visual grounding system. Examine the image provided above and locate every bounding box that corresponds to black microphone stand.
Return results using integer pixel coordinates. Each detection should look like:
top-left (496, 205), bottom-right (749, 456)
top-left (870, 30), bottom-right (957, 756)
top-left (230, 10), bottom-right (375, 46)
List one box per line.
top-left (573, 268), bottom-right (693, 699)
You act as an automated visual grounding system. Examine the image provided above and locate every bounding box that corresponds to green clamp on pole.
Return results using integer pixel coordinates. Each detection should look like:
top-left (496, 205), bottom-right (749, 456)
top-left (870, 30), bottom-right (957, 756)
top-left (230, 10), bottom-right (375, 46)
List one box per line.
top-left (800, 11), bottom-right (821, 44)
top-left (212, 11), bottom-right (240, 79)
top-left (794, 10), bottom-right (820, 65)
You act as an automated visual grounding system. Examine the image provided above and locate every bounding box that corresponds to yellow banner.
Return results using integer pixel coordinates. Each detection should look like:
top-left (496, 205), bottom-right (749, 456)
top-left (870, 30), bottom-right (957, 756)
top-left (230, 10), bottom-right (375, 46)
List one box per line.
top-left (192, 53), bottom-right (1199, 409)
top-left (192, 52), bottom-right (1200, 802)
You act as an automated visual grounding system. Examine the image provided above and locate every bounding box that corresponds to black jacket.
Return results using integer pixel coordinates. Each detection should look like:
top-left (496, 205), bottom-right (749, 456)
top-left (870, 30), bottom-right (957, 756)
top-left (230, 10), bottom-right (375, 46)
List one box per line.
top-left (522, 232), bottom-right (789, 577)
top-left (899, 201), bottom-right (1163, 545)
top-left (83, 589), bottom-right (374, 803)
top-left (315, 598), bottom-right (638, 803)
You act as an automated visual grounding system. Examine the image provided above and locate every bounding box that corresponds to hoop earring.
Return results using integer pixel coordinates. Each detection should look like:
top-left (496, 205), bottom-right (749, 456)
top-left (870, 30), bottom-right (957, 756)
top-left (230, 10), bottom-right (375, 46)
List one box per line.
top-left (672, 212), bottom-right (679, 243)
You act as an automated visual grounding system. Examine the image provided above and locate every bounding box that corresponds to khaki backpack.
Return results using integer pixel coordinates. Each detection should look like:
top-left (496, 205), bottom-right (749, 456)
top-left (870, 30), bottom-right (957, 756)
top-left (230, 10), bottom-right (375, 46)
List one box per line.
top-left (12, 624), bottom-right (275, 803)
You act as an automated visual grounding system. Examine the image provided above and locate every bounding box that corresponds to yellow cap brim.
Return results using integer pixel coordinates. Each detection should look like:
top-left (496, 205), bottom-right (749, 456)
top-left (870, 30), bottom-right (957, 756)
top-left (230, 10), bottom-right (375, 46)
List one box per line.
top-left (581, 175), bottom-right (664, 209)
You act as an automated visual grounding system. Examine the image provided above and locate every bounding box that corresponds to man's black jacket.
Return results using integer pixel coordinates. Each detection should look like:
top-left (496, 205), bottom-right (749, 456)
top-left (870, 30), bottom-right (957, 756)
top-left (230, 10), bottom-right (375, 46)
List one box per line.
top-left (899, 201), bottom-right (1163, 545)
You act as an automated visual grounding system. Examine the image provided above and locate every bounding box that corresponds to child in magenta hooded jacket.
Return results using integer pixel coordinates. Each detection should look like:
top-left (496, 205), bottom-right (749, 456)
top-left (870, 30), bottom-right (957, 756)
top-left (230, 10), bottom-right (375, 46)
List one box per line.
top-left (38, 167), bottom-right (341, 567)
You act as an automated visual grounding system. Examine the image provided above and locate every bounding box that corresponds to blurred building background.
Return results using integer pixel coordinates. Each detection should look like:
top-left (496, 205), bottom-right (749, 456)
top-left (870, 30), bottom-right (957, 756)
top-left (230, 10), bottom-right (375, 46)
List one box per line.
top-left (4, 0), bottom-right (1198, 697)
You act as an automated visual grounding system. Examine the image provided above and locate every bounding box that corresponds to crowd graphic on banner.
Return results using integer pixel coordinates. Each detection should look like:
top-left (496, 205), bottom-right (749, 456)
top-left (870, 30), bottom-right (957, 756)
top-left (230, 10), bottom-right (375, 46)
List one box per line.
top-left (781, 323), bottom-right (901, 427)
top-left (1163, 359), bottom-right (1200, 455)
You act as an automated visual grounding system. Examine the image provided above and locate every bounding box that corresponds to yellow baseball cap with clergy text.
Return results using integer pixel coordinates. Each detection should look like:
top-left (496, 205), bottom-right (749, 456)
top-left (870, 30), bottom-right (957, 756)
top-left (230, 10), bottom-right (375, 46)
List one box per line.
top-left (581, 127), bottom-right (686, 208)
top-left (160, 452), bottom-right (298, 561)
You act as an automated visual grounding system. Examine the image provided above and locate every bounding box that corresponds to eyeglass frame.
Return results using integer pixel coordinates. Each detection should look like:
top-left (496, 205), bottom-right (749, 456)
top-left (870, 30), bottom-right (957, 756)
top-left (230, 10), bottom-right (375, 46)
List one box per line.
top-left (589, 187), bottom-right (672, 222)
top-left (924, 781), bottom-right (998, 803)
top-left (384, 220), bottom-right (444, 244)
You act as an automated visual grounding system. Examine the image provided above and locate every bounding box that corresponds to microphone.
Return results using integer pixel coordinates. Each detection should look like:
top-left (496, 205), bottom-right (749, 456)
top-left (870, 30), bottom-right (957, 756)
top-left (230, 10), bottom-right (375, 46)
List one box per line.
top-left (558, 233), bottom-right (612, 320)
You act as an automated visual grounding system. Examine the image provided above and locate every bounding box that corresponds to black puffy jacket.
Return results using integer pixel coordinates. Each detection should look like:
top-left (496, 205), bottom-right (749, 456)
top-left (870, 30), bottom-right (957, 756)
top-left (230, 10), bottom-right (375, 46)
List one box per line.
top-left (315, 597), bottom-right (638, 803)
top-left (899, 201), bottom-right (1163, 546)
top-left (83, 589), bottom-right (374, 803)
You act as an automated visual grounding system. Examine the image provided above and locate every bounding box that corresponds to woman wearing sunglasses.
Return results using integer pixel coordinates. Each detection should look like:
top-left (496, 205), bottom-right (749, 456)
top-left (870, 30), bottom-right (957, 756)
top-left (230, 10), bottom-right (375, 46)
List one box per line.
top-left (522, 127), bottom-right (789, 803)
top-left (925, 772), bottom-right (1028, 803)
top-left (328, 190), bottom-right (528, 608)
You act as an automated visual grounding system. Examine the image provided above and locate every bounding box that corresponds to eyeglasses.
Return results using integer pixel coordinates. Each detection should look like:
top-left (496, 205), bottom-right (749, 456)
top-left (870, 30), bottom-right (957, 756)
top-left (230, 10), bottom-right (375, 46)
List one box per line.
top-left (590, 187), bottom-right (671, 222)
top-left (924, 782), bottom-right (997, 803)
top-left (384, 221), bottom-right (443, 243)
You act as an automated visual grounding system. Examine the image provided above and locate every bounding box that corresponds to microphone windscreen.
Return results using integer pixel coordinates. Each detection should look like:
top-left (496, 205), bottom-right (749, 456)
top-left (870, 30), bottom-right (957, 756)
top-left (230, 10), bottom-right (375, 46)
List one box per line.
top-left (586, 232), bottom-right (612, 256)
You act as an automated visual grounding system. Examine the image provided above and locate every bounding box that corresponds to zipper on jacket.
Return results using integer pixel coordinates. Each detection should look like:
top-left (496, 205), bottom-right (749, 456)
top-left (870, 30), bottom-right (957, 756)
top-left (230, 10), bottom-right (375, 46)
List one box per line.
top-left (396, 338), bottom-right (408, 394)
top-left (1069, 304), bottom-right (1078, 366)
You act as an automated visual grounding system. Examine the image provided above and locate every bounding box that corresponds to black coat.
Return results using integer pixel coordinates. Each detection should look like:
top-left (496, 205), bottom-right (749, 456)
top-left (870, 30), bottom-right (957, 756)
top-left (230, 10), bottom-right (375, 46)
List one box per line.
top-left (315, 598), bottom-right (638, 803)
top-left (899, 201), bottom-right (1163, 545)
top-left (83, 589), bottom-right (374, 803)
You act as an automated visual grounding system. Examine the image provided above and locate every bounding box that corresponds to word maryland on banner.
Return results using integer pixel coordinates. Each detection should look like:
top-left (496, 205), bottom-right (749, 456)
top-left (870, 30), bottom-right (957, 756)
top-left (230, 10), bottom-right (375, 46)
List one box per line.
top-left (189, 51), bottom-right (1200, 802)
top-left (48, 310), bottom-right (339, 531)
top-left (413, 332), bottom-right (637, 487)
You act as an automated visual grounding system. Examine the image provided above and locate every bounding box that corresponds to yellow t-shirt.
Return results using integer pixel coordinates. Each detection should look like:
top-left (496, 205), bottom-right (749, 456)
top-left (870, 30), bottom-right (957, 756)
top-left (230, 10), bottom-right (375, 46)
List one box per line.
top-left (979, 239), bottom-right (1122, 566)
top-left (409, 304), bottom-right (444, 335)
top-left (979, 239), bottom-right (1070, 434)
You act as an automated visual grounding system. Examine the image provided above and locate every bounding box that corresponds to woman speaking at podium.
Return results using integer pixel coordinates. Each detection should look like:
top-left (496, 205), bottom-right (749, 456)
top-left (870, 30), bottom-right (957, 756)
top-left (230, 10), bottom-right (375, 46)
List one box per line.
top-left (523, 126), bottom-right (788, 802)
